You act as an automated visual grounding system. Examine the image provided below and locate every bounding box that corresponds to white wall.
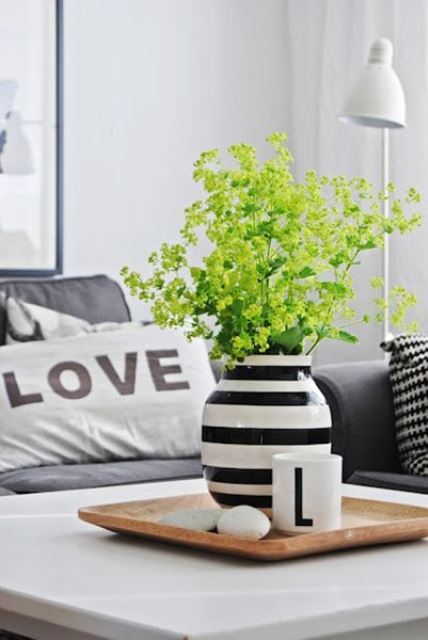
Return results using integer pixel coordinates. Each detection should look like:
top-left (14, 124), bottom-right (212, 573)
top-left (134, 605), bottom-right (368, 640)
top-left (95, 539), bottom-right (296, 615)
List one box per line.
top-left (63, 0), bottom-right (288, 319)
top-left (64, 0), bottom-right (427, 366)
top-left (283, 0), bottom-right (428, 365)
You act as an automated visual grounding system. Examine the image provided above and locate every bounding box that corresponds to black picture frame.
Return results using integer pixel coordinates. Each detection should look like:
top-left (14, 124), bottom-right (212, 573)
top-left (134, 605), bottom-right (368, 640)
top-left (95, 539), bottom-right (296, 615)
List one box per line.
top-left (0, 0), bottom-right (63, 278)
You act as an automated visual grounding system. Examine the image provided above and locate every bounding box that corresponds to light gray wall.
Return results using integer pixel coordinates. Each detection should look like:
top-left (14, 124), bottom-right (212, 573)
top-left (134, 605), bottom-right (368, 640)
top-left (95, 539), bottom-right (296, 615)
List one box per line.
top-left (63, 0), bottom-right (288, 318)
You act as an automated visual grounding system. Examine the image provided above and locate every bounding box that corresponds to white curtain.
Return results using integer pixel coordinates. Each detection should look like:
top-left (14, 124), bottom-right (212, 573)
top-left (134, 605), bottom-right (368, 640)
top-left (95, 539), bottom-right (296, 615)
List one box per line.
top-left (283, 0), bottom-right (428, 364)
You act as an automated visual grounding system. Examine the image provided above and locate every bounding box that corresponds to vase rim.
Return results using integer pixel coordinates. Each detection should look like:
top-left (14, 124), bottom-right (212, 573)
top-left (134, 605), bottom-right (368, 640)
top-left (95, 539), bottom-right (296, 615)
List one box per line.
top-left (233, 354), bottom-right (312, 366)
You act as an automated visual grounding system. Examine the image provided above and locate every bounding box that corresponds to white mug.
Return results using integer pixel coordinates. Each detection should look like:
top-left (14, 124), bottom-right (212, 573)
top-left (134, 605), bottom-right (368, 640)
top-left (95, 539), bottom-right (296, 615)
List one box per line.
top-left (272, 452), bottom-right (342, 534)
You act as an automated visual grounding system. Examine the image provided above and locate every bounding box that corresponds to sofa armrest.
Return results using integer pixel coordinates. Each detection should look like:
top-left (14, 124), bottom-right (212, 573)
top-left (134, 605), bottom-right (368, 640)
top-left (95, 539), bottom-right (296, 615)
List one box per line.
top-left (314, 360), bottom-right (400, 481)
top-left (0, 487), bottom-right (15, 496)
top-left (210, 360), bottom-right (222, 382)
top-left (348, 470), bottom-right (428, 494)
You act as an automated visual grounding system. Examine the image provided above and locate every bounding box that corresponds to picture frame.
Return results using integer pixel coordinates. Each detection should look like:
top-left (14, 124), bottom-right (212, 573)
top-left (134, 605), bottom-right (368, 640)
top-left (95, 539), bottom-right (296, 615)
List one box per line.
top-left (0, 0), bottom-right (63, 277)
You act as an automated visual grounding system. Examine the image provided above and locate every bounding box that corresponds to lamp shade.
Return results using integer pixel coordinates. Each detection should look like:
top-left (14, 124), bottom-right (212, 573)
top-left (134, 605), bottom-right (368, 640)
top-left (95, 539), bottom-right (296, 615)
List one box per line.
top-left (339, 38), bottom-right (406, 128)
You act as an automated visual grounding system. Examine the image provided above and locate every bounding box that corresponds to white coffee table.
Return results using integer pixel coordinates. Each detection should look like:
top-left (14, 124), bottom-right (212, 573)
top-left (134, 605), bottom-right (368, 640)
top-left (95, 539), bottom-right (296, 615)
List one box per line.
top-left (0, 479), bottom-right (427, 640)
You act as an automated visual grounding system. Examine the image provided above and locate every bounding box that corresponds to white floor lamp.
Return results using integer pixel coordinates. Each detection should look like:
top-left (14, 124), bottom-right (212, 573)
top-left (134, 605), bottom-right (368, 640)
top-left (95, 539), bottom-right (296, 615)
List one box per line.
top-left (338, 38), bottom-right (406, 340)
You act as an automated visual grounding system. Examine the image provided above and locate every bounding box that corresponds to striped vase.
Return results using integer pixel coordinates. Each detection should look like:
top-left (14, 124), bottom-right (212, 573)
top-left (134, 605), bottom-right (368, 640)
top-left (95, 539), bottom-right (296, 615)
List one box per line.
top-left (201, 355), bottom-right (331, 509)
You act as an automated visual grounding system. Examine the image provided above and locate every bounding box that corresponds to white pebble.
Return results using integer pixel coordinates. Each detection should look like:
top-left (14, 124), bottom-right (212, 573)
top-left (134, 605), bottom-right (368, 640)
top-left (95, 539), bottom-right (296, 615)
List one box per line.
top-left (160, 509), bottom-right (223, 532)
top-left (217, 505), bottom-right (271, 540)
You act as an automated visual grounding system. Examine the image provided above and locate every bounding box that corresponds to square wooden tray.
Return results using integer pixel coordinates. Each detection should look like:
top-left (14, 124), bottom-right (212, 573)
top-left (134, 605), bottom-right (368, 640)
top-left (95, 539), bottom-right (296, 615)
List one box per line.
top-left (78, 493), bottom-right (428, 561)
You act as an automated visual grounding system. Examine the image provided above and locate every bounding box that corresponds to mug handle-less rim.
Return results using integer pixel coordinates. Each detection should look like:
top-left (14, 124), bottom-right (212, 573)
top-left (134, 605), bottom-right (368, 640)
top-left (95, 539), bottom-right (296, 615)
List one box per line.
top-left (272, 452), bottom-right (342, 465)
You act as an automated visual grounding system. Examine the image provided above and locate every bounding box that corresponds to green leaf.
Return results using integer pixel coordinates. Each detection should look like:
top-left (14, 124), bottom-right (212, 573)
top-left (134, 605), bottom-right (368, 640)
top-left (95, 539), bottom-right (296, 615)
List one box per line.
top-left (299, 266), bottom-right (316, 278)
top-left (360, 240), bottom-right (376, 250)
top-left (337, 330), bottom-right (359, 344)
top-left (266, 256), bottom-right (286, 277)
top-left (314, 325), bottom-right (330, 339)
top-left (272, 326), bottom-right (304, 354)
top-left (329, 256), bottom-right (343, 268)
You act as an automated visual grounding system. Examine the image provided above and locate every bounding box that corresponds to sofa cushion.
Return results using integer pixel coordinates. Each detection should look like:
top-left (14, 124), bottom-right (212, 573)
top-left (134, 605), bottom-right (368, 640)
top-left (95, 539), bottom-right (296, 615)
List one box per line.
top-left (0, 458), bottom-right (202, 493)
top-left (383, 335), bottom-right (428, 476)
top-left (0, 275), bottom-right (131, 345)
top-left (348, 470), bottom-right (428, 494)
top-left (5, 296), bottom-right (141, 344)
top-left (0, 487), bottom-right (14, 496)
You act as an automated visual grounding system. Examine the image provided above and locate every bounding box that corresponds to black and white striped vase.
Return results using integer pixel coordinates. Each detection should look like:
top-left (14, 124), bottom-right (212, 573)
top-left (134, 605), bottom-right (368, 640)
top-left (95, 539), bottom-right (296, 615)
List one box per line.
top-left (201, 355), bottom-right (331, 509)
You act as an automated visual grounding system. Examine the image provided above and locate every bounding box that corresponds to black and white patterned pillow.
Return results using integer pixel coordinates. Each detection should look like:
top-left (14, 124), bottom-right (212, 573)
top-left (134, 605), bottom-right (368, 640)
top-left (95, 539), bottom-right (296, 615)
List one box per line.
top-left (383, 335), bottom-right (428, 476)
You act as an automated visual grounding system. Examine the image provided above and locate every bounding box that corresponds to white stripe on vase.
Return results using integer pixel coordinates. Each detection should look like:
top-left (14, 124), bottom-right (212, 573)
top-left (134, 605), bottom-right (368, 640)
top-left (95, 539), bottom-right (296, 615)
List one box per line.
top-left (203, 404), bottom-right (331, 429)
top-left (216, 379), bottom-right (318, 392)
top-left (206, 481), bottom-right (272, 496)
top-left (201, 442), bottom-right (331, 468)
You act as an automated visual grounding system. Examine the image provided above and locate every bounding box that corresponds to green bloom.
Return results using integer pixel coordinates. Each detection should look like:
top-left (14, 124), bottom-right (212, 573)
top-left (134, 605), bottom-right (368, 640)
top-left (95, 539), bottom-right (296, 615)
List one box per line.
top-left (123, 133), bottom-right (422, 366)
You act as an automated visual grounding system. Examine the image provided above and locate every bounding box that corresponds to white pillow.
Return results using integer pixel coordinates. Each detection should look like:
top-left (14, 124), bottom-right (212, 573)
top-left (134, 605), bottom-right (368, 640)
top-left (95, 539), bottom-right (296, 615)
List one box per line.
top-left (5, 297), bottom-right (140, 344)
top-left (0, 325), bottom-right (215, 472)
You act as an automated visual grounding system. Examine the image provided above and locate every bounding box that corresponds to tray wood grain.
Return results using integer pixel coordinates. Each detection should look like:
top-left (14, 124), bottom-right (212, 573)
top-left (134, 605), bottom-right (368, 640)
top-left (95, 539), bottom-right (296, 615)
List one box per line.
top-left (78, 493), bottom-right (428, 561)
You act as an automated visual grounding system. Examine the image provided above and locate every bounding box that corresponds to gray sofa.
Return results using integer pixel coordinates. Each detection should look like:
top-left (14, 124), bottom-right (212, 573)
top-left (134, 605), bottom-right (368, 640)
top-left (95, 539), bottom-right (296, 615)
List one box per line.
top-left (315, 361), bottom-right (428, 494)
top-left (0, 274), bottom-right (426, 496)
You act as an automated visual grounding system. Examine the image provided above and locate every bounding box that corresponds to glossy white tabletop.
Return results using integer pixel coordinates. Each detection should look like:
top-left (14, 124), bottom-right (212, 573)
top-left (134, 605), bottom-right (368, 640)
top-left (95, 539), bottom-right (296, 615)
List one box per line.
top-left (0, 479), bottom-right (427, 640)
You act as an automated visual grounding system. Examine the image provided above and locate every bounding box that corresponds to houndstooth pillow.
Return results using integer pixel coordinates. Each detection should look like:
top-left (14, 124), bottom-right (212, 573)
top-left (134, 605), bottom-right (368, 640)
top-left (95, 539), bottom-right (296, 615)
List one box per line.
top-left (383, 335), bottom-right (428, 476)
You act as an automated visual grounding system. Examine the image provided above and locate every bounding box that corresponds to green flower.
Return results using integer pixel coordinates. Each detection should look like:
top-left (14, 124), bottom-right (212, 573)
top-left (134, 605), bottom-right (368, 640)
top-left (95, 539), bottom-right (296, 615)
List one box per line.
top-left (123, 133), bottom-right (422, 366)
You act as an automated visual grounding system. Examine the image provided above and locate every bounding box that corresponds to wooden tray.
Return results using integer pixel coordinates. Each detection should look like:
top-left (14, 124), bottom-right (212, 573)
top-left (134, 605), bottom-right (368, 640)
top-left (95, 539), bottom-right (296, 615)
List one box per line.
top-left (78, 493), bottom-right (428, 561)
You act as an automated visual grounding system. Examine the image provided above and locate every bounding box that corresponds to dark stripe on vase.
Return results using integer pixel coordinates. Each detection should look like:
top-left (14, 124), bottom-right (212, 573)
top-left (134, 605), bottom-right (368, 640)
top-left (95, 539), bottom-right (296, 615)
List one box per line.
top-left (211, 491), bottom-right (272, 508)
top-left (203, 465), bottom-right (272, 484)
top-left (202, 426), bottom-right (331, 445)
top-left (223, 366), bottom-right (311, 381)
top-left (206, 390), bottom-right (324, 406)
